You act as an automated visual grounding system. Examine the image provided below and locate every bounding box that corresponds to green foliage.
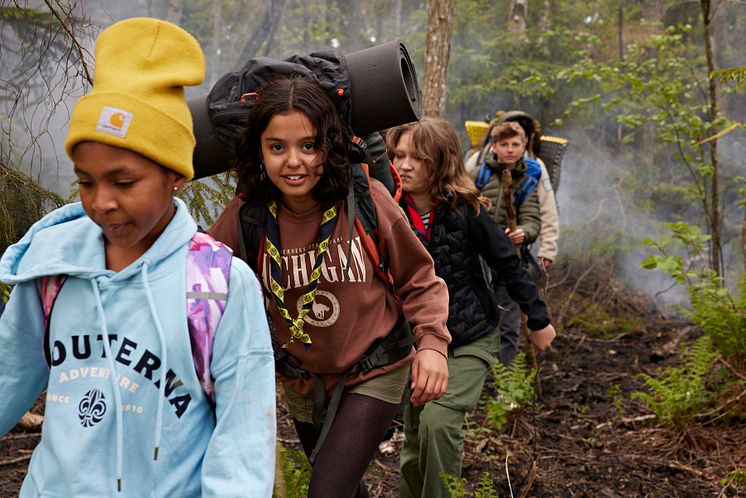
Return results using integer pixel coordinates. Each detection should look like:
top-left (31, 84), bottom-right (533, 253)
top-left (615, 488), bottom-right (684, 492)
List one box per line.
top-left (642, 222), bottom-right (746, 361)
top-left (178, 173), bottom-right (237, 227)
top-left (605, 383), bottom-right (625, 415)
top-left (721, 469), bottom-right (746, 489)
top-left (713, 67), bottom-right (746, 92)
top-left (442, 471), bottom-right (499, 498)
top-left (487, 353), bottom-right (537, 431)
top-left (274, 445), bottom-right (311, 498)
top-left (569, 302), bottom-right (644, 339)
top-left (631, 335), bottom-right (717, 428)
top-left (1, 281), bottom-right (9, 304)
top-left (557, 22), bottom-right (744, 277)
top-left (0, 164), bottom-right (65, 254)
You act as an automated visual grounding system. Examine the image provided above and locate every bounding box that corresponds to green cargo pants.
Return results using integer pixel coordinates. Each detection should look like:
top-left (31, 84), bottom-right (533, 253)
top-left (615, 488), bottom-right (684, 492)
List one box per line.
top-left (399, 330), bottom-right (499, 498)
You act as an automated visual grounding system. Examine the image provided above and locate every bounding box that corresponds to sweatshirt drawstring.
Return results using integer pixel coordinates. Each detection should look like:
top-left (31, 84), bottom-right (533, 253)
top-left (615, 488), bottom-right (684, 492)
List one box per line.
top-left (141, 263), bottom-right (168, 462)
top-left (90, 280), bottom-right (124, 493)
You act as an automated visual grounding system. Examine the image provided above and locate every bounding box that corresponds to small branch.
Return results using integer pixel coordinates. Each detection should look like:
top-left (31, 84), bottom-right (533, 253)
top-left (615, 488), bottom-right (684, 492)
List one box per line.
top-left (505, 452), bottom-right (515, 498)
top-left (0, 455), bottom-right (32, 467)
top-left (42, 0), bottom-right (93, 85)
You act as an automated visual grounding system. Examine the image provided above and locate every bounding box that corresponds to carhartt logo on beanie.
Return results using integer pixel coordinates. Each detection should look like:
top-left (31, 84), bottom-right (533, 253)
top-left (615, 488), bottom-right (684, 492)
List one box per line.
top-left (65, 18), bottom-right (205, 179)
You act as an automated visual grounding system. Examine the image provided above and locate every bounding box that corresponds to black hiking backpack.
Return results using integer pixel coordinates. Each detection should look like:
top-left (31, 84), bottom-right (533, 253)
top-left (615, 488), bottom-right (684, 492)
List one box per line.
top-left (188, 40), bottom-right (422, 192)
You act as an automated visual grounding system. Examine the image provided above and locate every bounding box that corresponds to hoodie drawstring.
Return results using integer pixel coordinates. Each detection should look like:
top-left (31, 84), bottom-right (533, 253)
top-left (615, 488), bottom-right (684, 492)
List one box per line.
top-left (141, 263), bottom-right (168, 462)
top-left (91, 280), bottom-right (124, 493)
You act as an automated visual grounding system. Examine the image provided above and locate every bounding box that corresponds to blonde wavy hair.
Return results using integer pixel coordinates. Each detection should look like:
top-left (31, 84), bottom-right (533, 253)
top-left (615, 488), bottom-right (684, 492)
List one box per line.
top-left (386, 117), bottom-right (490, 213)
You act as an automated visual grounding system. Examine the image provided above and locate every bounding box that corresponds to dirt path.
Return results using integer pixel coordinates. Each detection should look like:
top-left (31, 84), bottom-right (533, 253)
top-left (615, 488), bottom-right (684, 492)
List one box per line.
top-left (351, 316), bottom-right (746, 497)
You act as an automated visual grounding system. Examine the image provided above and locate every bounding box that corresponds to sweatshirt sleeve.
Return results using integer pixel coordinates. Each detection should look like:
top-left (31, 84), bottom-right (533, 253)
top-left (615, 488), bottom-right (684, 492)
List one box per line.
top-left (537, 159), bottom-right (560, 262)
top-left (0, 281), bottom-right (50, 436)
top-left (200, 260), bottom-right (276, 498)
top-left (370, 181), bottom-right (451, 356)
top-left (471, 207), bottom-right (550, 331)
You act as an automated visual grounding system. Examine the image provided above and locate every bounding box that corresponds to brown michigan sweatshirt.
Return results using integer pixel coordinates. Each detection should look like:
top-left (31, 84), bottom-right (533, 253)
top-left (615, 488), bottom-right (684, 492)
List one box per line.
top-left (209, 179), bottom-right (451, 397)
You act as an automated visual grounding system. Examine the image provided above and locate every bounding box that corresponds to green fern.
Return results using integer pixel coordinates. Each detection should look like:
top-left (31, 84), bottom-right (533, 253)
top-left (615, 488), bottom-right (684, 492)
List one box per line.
top-left (441, 471), bottom-right (499, 498)
top-left (487, 353), bottom-right (537, 431)
top-left (274, 445), bottom-right (311, 498)
top-left (631, 335), bottom-right (717, 427)
top-left (642, 223), bottom-right (746, 362)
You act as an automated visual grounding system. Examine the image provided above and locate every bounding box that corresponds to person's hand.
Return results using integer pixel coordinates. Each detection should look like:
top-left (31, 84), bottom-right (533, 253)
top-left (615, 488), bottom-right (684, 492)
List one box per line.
top-left (410, 349), bottom-right (448, 406)
top-left (530, 324), bottom-right (556, 352)
top-left (539, 257), bottom-right (552, 271)
top-left (505, 227), bottom-right (525, 245)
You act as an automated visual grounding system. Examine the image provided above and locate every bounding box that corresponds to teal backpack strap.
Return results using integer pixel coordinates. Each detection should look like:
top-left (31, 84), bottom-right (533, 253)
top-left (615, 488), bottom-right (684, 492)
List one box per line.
top-left (186, 231), bottom-right (232, 403)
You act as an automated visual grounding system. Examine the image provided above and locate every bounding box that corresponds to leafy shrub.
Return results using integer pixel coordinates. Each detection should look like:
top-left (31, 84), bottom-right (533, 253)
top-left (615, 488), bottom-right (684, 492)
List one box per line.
top-left (487, 353), bottom-right (537, 431)
top-left (642, 222), bottom-right (746, 362)
top-left (631, 335), bottom-right (717, 427)
top-left (274, 445), bottom-right (310, 498)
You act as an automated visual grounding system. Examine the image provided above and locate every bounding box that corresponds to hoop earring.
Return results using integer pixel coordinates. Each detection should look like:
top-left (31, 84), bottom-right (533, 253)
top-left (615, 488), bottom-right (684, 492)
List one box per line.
top-left (259, 163), bottom-right (266, 181)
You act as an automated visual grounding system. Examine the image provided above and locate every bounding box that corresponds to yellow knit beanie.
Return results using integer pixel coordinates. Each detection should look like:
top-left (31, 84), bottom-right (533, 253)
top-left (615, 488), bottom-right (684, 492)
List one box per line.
top-left (65, 18), bottom-right (205, 179)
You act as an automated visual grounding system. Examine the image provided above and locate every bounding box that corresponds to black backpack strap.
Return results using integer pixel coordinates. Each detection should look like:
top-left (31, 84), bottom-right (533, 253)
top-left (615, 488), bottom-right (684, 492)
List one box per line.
top-left (356, 132), bottom-right (396, 196)
top-left (238, 202), bottom-right (266, 272)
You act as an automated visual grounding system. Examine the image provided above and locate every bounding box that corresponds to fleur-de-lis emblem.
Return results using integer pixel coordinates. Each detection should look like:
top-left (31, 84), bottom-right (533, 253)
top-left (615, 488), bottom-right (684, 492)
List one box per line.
top-left (78, 389), bottom-right (107, 427)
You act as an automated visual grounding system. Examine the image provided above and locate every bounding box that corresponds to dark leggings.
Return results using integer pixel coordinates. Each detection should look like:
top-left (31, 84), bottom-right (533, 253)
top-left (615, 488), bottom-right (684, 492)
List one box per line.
top-left (293, 392), bottom-right (400, 498)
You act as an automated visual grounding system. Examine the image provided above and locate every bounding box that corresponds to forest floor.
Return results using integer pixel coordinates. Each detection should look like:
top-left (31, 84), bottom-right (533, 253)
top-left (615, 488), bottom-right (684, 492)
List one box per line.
top-left (2, 266), bottom-right (745, 497)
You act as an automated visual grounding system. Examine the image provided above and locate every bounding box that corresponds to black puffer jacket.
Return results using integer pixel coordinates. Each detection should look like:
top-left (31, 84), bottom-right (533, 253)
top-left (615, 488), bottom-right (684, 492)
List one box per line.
top-left (404, 199), bottom-right (549, 349)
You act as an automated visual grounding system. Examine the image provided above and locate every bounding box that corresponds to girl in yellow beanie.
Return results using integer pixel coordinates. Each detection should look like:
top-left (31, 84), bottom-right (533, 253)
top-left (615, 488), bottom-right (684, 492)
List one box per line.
top-left (0, 18), bottom-right (276, 497)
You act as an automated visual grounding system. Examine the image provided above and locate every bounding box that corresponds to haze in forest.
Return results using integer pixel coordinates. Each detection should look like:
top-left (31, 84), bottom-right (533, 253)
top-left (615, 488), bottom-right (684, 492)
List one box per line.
top-left (2, 0), bottom-right (746, 303)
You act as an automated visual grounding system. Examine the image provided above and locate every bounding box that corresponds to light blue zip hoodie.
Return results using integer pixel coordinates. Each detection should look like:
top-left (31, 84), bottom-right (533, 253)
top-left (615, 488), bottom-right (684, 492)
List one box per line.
top-left (0, 198), bottom-right (276, 498)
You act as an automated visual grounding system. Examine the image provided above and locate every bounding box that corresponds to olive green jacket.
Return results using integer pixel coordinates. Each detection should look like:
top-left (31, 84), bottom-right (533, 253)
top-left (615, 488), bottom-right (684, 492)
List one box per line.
top-left (468, 153), bottom-right (541, 245)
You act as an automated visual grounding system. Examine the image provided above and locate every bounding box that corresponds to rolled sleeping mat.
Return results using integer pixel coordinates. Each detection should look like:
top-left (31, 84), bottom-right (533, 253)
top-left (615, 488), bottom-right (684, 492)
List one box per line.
top-left (345, 40), bottom-right (423, 136)
top-left (188, 40), bottom-right (423, 180)
top-left (188, 95), bottom-right (236, 180)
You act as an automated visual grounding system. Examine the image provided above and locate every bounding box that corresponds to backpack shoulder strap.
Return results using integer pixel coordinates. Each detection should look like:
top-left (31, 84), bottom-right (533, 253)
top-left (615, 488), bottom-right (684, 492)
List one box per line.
top-left (186, 231), bottom-right (232, 402)
top-left (238, 202), bottom-right (266, 273)
top-left (475, 161), bottom-right (492, 190)
top-left (514, 157), bottom-right (542, 207)
top-left (348, 161), bottom-right (398, 298)
top-left (40, 275), bottom-right (67, 367)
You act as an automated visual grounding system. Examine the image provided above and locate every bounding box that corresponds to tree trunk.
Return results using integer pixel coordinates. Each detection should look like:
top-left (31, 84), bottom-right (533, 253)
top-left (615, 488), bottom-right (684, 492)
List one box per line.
top-left (617, 0), bottom-right (624, 153)
top-left (208, 0), bottom-right (221, 86)
top-left (302, 0), bottom-right (310, 48)
top-left (508, 0), bottom-right (527, 35)
top-left (235, 0), bottom-right (286, 68)
top-left (743, 207), bottom-right (746, 273)
top-left (346, 1), bottom-right (365, 51)
top-left (641, 0), bottom-right (664, 22)
top-left (394, 0), bottom-right (403, 35)
top-left (700, 0), bottom-right (722, 276)
top-left (423, 0), bottom-right (454, 118)
top-left (164, 0), bottom-right (184, 25)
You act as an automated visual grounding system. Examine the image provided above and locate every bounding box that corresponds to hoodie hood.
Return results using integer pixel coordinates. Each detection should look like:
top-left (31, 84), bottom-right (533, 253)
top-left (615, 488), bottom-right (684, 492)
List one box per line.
top-left (0, 198), bottom-right (196, 284)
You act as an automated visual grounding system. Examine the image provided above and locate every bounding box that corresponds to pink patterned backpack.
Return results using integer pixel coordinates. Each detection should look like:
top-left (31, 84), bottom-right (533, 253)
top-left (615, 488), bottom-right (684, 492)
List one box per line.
top-left (39, 232), bottom-right (232, 402)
